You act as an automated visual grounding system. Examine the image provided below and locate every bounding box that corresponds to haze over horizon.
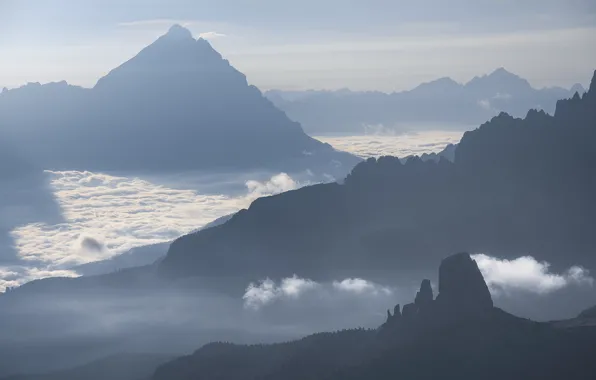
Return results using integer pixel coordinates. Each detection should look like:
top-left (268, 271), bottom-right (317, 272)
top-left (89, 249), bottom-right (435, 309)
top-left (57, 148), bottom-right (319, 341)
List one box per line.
top-left (1, 0), bottom-right (595, 91)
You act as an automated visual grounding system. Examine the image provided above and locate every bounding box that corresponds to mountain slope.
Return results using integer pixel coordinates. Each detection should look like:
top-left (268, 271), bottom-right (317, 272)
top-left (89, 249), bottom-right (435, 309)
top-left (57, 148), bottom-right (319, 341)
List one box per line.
top-left (160, 70), bottom-right (596, 283)
top-left (266, 67), bottom-right (585, 134)
top-left (0, 25), bottom-right (359, 175)
top-left (152, 253), bottom-right (596, 380)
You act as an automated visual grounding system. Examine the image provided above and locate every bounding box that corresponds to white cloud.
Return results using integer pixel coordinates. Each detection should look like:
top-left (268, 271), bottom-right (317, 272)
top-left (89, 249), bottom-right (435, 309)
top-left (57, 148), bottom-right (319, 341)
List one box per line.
top-left (332, 278), bottom-right (392, 296)
top-left (280, 275), bottom-right (319, 297)
top-left (199, 31), bottom-right (226, 40)
top-left (315, 130), bottom-right (465, 159)
top-left (243, 275), bottom-right (319, 310)
top-left (472, 254), bottom-right (594, 295)
top-left (245, 172), bottom-right (299, 200)
top-left (243, 276), bottom-right (392, 310)
top-left (243, 278), bottom-right (279, 310)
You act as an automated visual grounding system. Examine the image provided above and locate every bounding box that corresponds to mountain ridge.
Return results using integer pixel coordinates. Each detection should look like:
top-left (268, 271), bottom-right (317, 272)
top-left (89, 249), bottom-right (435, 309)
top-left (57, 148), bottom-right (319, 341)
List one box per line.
top-left (265, 67), bottom-right (588, 134)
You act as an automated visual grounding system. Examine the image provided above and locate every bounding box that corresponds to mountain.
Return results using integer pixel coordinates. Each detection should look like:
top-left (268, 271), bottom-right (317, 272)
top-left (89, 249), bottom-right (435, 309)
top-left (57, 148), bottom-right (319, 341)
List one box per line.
top-left (265, 68), bottom-right (584, 134)
top-left (159, 70), bottom-right (596, 283)
top-left (152, 253), bottom-right (596, 380)
top-left (418, 143), bottom-right (457, 163)
top-left (2, 353), bottom-right (173, 380)
top-left (0, 25), bottom-right (359, 176)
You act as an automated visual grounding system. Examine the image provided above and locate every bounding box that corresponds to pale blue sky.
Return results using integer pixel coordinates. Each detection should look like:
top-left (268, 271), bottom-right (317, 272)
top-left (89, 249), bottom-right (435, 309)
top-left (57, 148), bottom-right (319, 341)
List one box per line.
top-left (1, 0), bottom-right (595, 91)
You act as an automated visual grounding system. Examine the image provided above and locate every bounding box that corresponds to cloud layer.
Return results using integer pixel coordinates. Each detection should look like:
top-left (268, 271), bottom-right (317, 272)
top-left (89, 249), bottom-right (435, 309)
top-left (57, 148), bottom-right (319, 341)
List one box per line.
top-left (243, 275), bottom-right (394, 310)
top-left (315, 130), bottom-right (464, 159)
top-left (473, 254), bottom-right (594, 295)
top-left (2, 171), bottom-right (301, 291)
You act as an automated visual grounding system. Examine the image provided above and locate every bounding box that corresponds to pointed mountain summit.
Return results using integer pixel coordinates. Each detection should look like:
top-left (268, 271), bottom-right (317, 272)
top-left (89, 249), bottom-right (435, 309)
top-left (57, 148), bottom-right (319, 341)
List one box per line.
top-left (94, 24), bottom-right (235, 93)
top-left (165, 24), bottom-right (194, 39)
top-left (0, 25), bottom-right (359, 174)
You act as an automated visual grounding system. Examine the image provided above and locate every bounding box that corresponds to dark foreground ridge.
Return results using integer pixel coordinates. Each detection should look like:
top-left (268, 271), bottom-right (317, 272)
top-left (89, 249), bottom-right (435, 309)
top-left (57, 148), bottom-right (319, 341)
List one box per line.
top-left (152, 253), bottom-right (596, 380)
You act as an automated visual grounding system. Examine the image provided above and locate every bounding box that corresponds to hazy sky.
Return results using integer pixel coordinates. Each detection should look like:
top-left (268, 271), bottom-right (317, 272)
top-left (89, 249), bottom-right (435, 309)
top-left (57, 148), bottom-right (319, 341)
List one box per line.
top-left (1, 0), bottom-right (595, 91)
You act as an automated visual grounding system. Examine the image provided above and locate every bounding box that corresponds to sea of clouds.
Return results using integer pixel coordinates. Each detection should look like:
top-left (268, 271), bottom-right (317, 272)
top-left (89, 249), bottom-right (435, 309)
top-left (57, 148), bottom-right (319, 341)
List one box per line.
top-left (0, 170), bottom-right (303, 291)
top-left (315, 130), bottom-right (464, 158)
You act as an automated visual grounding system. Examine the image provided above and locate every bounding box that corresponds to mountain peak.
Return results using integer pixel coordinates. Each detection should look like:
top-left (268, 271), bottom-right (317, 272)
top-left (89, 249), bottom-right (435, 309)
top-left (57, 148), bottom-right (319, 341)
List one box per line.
top-left (165, 24), bottom-right (194, 40)
top-left (590, 70), bottom-right (596, 93)
top-left (490, 67), bottom-right (512, 76)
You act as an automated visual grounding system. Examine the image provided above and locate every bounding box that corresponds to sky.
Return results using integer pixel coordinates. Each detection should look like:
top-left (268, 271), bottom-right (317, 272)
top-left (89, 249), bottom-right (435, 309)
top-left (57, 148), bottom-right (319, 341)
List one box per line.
top-left (1, 0), bottom-right (595, 92)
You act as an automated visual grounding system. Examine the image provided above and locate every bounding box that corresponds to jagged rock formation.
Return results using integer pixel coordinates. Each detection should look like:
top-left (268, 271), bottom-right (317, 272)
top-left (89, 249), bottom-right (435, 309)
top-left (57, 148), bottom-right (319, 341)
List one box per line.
top-left (0, 25), bottom-right (359, 175)
top-left (383, 253), bottom-right (493, 331)
top-left (414, 279), bottom-right (433, 310)
top-left (436, 253), bottom-right (493, 315)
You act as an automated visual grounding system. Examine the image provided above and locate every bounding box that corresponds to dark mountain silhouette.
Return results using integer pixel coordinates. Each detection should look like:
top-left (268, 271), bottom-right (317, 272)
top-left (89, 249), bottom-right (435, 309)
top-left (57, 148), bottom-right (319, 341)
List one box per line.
top-left (152, 253), bottom-right (596, 380)
top-left (0, 25), bottom-right (359, 176)
top-left (159, 70), bottom-right (596, 283)
top-left (266, 68), bottom-right (586, 134)
top-left (1, 353), bottom-right (173, 380)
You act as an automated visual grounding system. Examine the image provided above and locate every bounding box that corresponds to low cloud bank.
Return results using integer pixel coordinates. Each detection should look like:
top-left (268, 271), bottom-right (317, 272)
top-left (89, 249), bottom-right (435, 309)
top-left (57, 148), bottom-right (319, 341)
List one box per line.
top-left (315, 130), bottom-right (464, 159)
top-left (245, 173), bottom-right (299, 201)
top-left (243, 275), bottom-right (394, 311)
top-left (472, 254), bottom-right (594, 295)
top-left (3, 171), bottom-right (304, 291)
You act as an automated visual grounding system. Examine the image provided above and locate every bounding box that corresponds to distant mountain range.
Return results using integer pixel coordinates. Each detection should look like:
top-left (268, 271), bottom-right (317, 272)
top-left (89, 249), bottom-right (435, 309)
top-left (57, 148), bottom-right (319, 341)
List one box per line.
top-left (0, 25), bottom-right (359, 176)
top-left (266, 68), bottom-right (587, 134)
